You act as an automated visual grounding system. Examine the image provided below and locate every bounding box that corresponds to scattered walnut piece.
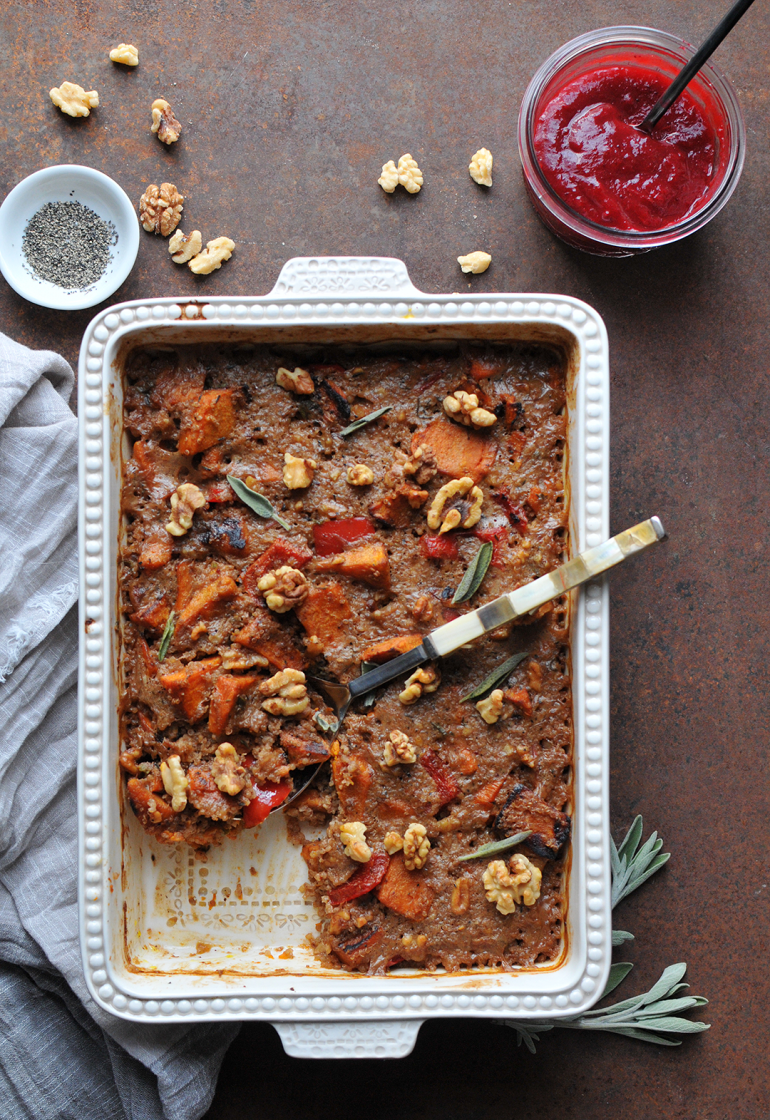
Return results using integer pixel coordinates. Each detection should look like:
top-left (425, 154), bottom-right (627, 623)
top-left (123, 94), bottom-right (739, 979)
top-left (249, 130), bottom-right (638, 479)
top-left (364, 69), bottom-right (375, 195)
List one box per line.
top-left (210, 742), bottom-right (248, 796)
top-left (257, 566), bottom-right (310, 613)
top-left (259, 668), bottom-right (309, 716)
top-left (483, 855), bottom-right (542, 914)
top-left (458, 251), bottom-right (492, 275)
top-left (377, 160), bottom-right (399, 193)
top-left (450, 877), bottom-right (471, 915)
top-left (346, 464), bottom-right (374, 486)
top-left (382, 729), bottom-right (418, 768)
top-left (475, 688), bottom-right (512, 725)
top-left (139, 182), bottom-right (184, 236)
top-left (276, 366), bottom-right (314, 394)
top-left (151, 97), bottom-right (182, 144)
top-left (160, 755), bottom-right (188, 812)
top-left (443, 390), bottom-right (497, 430)
top-left (410, 594), bottom-right (434, 623)
top-left (469, 147), bottom-right (493, 187)
top-left (400, 931), bottom-right (428, 959)
top-left (385, 445), bottom-right (437, 490)
top-left (426, 476), bottom-right (484, 534)
top-left (109, 43), bottom-right (139, 66)
top-left (220, 648), bottom-right (268, 671)
top-left (397, 153), bottom-right (423, 193)
top-left (527, 660), bottom-right (543, 693)
top-left (340, 821), bottom-right (372, 863)
top-left (168, 229), bottom-right (202, 264)
top-left (398, 665), bottom-right (441, 706)
top-left (165, 482), bottom-right (207, 536)
top-left (49, 82), bottom-right (99, 118)
top-left (189, 237), bottom-right (235, 275)
top-left (504, 686), bottom-right (533, 718)
top-left (403, 823), bottom-right (430, 870)
top-left (384, 830), bottom-right (404, 855)
top-left (283, 451), bottom-right (316, 490)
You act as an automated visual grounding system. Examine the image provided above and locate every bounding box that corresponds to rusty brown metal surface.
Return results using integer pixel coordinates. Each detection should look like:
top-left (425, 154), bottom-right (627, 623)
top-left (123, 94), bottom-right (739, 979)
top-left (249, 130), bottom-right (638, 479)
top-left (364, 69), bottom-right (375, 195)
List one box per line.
top-left (1, 1), bottom-right (768, 1116)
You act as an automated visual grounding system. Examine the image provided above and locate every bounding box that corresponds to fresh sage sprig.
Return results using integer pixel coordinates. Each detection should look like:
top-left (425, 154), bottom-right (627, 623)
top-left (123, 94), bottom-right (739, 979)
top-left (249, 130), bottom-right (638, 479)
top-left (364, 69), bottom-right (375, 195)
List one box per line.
top-left (227, 475), bottom-right (291, 530)
top-left (452, 541), bottom-right (493, 604)
top-left (157, 611), bottom-right (175, 661)
top-left (339, 405), bottom-right (392, 437)
top-left (611, 813), bottom-right (671, 908)
top-left (500, 817), bottom-right (708, 1052)
top-left (507, 962), bottom-right (709, 1052)
top-left (457, 830), bottom-right (531, 862)
top-left (461, 650), bottom-right (529, 702)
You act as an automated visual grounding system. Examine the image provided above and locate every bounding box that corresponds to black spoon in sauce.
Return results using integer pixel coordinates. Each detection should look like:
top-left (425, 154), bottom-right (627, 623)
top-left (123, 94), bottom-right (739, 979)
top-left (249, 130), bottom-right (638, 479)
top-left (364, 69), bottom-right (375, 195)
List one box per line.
top-left (640, 0), bottom-right (758, 132)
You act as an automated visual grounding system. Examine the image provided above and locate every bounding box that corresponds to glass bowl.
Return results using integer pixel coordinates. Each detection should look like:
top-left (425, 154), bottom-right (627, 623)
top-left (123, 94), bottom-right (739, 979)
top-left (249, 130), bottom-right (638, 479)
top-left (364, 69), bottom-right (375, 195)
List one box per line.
top-left (518, 27), bottom-right (746, 257)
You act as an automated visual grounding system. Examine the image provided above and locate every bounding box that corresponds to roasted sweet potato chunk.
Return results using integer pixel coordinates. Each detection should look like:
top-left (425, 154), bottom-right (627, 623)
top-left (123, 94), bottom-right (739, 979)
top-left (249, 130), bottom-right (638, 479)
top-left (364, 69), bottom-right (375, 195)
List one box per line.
top-left (129, 592), bottom-right (170, 633)
top-left (315, 542), bottom-right (390, 589)
top-left (360, 633), bottom-right (423, 663)
top-left (377, 853), bottom-right (434, 921)
top-left (139, 533), bottom-right (173, 571)
top-left (127, 774), bottom-right (177, 824)
top-left (233, 610), bottom-right (307, 670)
top-left (411, 418), bottom-right (497, 482)
top-left (295, 583), bottom-right (353, 647)
top-left (331, 926), bottom-right (383, 969)
top-left (494, 784), bottom-right (571, 860)
top-left (208, 674), bottom-right (259, 736)
top-left (331, 754), bottom-right (372, 817)
top-left (280, 730), bottom-right (331, 767)
top-left (159, 656), bottom-right (221, 722)
top-left (186, 763), bottom-right (242, 821)
top-left (176, 573), bottom-right (238, 630)
top-left (177, 389), bottom-right (236, 456)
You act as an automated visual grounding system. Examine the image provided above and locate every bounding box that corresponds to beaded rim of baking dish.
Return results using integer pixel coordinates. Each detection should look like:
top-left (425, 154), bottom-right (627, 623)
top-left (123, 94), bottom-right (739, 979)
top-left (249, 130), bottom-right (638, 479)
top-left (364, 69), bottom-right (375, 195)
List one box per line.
top-left (78, 257), bottom-right (610, 1050)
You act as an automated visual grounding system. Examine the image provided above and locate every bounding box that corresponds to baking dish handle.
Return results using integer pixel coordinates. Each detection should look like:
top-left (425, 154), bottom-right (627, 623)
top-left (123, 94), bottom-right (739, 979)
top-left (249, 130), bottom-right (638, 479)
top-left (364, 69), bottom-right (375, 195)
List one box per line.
top-left (273, 1018), bottom-right (424, 1059)
top-left (269, 255), bottom-right (422, 299)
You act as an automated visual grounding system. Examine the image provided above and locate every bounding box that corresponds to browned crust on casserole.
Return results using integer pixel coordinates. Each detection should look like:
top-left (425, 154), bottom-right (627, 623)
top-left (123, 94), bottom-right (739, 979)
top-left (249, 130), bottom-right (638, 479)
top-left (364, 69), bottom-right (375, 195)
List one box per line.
top-left (118, 341), bottom-right (572, 974)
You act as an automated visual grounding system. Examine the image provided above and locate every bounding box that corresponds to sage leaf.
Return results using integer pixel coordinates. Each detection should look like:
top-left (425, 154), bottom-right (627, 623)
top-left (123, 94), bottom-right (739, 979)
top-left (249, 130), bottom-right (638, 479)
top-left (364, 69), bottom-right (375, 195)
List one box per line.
top-left (611, 929), bottom-right (635, 947)
top-left (452, 541), bottom-right (493, 604)
top-left (601, 962), bottom-right (634, 999)
top-left (227, 475), bottom-right (291, 530)
top-left (339, 405), bottom-right (391, 437)
top-left (158, 611), bottom-right (175, 661)
top-left (457, 830), bottom-right (531, 862)
top-left (461, 650), bottom-right (529, 702)
top-left (313, 712), bottom-right (339, 734)
top-left (359, 660), bottom-right (379, 710)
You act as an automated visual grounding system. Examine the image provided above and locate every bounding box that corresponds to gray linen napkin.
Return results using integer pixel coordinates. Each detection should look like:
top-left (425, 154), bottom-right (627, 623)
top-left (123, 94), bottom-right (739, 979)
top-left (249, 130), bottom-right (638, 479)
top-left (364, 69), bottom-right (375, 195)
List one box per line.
top-left (0, 332), bottom-right (238, 1120)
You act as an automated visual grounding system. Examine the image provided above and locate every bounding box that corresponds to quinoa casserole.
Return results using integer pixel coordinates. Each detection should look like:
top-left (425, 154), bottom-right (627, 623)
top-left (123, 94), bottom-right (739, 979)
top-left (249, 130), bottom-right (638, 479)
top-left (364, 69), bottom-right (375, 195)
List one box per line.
top-left (119, 341), bottom-right (572, 975)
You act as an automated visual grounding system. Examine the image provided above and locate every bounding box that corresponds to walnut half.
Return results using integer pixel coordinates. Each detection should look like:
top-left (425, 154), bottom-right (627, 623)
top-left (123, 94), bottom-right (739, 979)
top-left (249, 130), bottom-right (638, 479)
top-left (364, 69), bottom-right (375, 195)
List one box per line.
top-left (168, 229), bottom-right (202, 264)
top-left (398, 666), bottom-right (440, 706)
top-left (165, 482), bottom-right (207, 536)
top-left (49, 82), bottom-right (99, 118)
top-left (139, 182), bottom-right (184, 236)
top-left (188, 237), bottom-right (235, 275)
top-left (483, 855), bottom-right (542, 914)
top-left (469, 147), bottom-right (493, 187)
top-left (257, 566), bottom-right (309, 613)
top-left (210, 743), bottom-right (248, 796)
top-left (259, 668), bottom-right (309, 717)
top-left (443, 390), bottom-right (497, 429)
top-left (151, 98), bottom-right (182, 144)
top-left (109, 43), bottom-right (139, 66)
top-left (426, 477), bottom-right (484, 534)
top-left (382, 729), bottom-right (417, 768)
top-left (458, 251), bottom-right (492, 275)
top-left (340, 821), bottom-right (372, 863)
top-left (160, 755), bottom-right (188, 812)
top-left (403, 823), bottom-right (430, 870)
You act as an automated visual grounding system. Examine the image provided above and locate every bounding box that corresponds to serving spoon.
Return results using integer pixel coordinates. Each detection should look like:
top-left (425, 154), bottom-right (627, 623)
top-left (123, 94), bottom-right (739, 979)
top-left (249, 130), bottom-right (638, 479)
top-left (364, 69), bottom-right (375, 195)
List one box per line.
top-left (308, 515), bottom-right (666, 724)
top-left (640, 0), bottom-right (757, 132)
top-left (276, 516), bottom-right (665, 811)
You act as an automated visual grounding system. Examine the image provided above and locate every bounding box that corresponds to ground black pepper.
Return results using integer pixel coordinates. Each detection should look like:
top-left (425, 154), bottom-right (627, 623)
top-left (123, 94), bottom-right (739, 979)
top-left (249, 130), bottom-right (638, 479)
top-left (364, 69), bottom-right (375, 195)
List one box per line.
top-left (22, 200), bottom-right (117, 290)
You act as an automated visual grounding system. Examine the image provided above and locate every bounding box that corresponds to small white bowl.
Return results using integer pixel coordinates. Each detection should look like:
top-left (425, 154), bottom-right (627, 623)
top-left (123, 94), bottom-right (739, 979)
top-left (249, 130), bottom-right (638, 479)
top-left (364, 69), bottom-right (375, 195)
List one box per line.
top-left (0, 165), bottom-right (139, 310)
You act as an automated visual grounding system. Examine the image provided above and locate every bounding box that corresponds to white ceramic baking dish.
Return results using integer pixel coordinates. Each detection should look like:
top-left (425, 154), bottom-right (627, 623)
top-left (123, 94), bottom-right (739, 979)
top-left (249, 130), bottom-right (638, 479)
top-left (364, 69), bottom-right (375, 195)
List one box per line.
top-left (78, 256), bottom-right (611, 1058)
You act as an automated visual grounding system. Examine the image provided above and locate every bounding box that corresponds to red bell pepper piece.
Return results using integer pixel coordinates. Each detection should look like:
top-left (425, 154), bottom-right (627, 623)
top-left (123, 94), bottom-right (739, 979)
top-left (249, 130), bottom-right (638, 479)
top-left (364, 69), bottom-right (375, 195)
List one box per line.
top-left (313, 518), bottom-right (375, 557)
top-left (327, 850), bottom-right (391, 907)
top-left (242, 778), bottom-right (293, 827)
top-left (205, 480), bottom-right (236, 503)
top-left (473, 521), bottom-right (508, 568)
top-left (242, 539), bottom-right (313, 595)
top-left (469, 357), bottom-right (501, 381)
top-left (492, 492), bottom-right (528, 535)
top-left (420, 749), bottom-right (459, 806)
top-left (420, 534), bottom-right (460, 561)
